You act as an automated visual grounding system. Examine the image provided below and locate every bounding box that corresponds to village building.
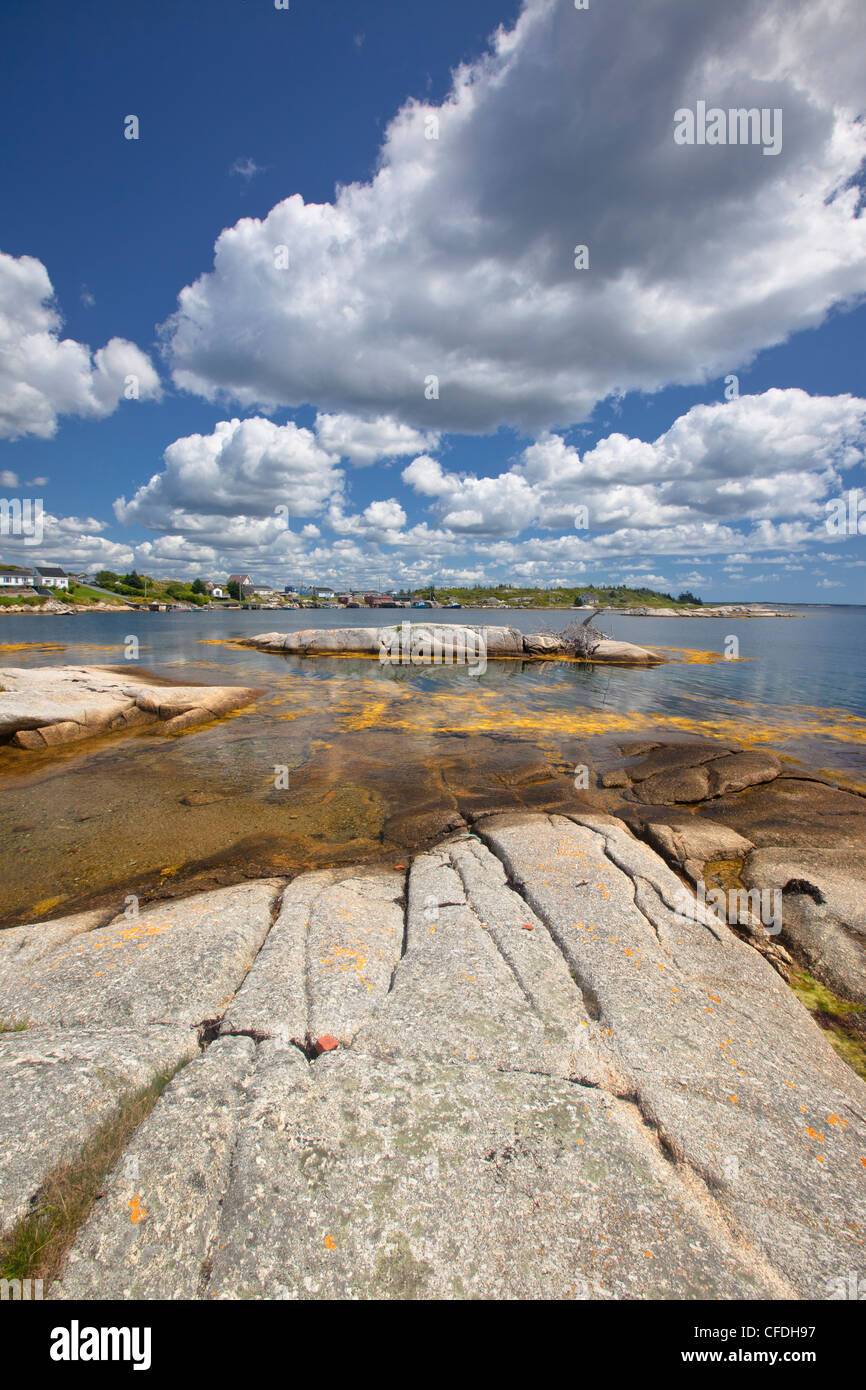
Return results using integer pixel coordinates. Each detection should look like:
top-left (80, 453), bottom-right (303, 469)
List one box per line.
top-left (0, 567), bottom-right (35, 588)
top-left (227, 573), bottom-right (254, 596)
top-left (34, 566), bottom-right (69, 590)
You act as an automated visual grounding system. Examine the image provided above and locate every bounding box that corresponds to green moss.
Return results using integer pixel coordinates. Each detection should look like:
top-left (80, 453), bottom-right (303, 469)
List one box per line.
top-left (788, 969), bottom-right (866, 1082)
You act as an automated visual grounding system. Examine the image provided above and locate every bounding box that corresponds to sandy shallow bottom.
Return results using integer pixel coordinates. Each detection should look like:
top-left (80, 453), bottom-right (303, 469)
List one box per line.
top-left (0, 648), bottom-right (864, 929)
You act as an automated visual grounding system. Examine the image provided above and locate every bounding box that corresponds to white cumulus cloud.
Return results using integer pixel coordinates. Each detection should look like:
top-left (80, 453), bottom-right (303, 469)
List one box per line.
top-left (314, 412), bottom-right (439, 465)
top-left (401, 390), bottom-right (866, 535)
top-left (114, 417), bottom-right (344, 531)
top-left (163, 0), bottom-right (866, 433)
top-left (0, 250), bottom-right (160, 440)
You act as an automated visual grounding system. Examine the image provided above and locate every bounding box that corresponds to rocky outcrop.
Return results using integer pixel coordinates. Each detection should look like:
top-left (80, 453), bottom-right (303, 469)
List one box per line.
top-left (0, 1026), bottom-right (198, 1240)
top-left (643, 819), bottom-right (755, 883)
top-left (590, 638), bottom-right (661, 663)
top-left (0, 880), bottom-right (282, 1238)
top-left (2, 814), bottom-right (863, 1299)
top-left (244, 623), bottom-right (661, 664)
top-left (604, 740), bottom-right (866, 1008)
top-left (0, 880), bottom-right (283, 1033)
top-left (0, 908), bottom-right (113, 991)
top-left (602, 606), bottom-right (796, 618)
top-left (741, 848), bottom-right (866, 1007)
top-left (0, 666), bottom-right (258, 749)
top-left (603, 741), bottom-right (783, 803)
top-left (522, 631), bottom-right (566, 655)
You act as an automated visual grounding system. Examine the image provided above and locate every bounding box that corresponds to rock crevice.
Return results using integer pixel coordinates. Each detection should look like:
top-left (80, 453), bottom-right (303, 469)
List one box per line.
top-left (2, 813), bottom-right (863, 1300)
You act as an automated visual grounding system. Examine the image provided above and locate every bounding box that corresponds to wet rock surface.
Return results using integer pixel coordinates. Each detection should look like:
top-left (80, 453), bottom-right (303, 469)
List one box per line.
top-left (602, 740), bottom-right (866, 1008)
top-left (701, 775), bottom-right (866, 850)
top-left (0, 665), bottom-right (258, 749)
top-left (741, 848), bottom-right (866, 1007)
top-left (3, 812), bottom-right (863, 1299)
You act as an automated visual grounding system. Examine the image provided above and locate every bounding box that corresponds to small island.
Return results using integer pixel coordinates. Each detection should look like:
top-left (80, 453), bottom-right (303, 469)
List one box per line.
top-left (242, 619), bottom-right (663, 665)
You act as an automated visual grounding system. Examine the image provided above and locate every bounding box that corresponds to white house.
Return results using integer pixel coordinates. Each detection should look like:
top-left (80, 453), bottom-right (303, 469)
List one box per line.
top-left (0, 567), bottom-right (35, 588)
top-left (35, 566), bottom-right (69, 590)
top-left (227, 573), bottom-right (254, 596)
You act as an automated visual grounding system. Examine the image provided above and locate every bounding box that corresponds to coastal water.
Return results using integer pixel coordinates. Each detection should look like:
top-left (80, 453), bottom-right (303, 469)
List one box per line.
top-left (0, 605), bottom-right (863, 927)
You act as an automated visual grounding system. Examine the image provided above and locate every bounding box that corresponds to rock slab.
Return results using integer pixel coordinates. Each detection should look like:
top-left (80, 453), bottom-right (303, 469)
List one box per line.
top-left (10, 814), bottom-right (860, 1300)
top-left (244, 625), bottom-right (660, 665)
top-left (0, 665), bottom-right (258, 749)
top-left (0, 880), bottom-right (283, 1031)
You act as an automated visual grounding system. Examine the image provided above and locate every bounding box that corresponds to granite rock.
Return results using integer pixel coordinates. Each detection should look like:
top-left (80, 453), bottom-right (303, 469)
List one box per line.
top-left (0, 666), bottom-right (257, 750)
top-left (7, 814), bottom-right (863, 1301)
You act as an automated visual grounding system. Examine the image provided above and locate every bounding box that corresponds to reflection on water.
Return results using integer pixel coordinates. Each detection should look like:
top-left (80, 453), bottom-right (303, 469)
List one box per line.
top-left (0, 606), bottom-right (863, 926)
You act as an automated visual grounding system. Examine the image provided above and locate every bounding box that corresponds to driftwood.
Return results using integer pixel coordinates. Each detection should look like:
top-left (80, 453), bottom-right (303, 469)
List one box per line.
top-left (541, 610), bottom-right (606, 657)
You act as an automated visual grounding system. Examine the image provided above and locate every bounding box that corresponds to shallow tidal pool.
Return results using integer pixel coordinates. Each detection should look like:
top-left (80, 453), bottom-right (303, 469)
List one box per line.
top-left (0, 606), bottom-right (864, 927)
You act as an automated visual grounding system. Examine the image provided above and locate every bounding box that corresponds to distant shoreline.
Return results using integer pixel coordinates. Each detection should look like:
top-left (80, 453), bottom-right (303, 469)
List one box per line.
top-left (0, 601), bottom-right (802, 618)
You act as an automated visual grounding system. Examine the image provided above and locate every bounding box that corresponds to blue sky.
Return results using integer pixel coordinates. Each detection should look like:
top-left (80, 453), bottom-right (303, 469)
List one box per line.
top-left (1, 0), bottom-right (864, 600)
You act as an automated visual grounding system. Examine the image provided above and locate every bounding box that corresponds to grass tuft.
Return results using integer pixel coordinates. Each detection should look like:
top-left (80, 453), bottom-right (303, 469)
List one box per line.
top-left (0, 1061), bottom-right (186, 1285)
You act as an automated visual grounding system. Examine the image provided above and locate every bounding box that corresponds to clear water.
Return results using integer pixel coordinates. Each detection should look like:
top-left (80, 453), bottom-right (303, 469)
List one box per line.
top-left (0, 605), bottom-right (863, 927)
